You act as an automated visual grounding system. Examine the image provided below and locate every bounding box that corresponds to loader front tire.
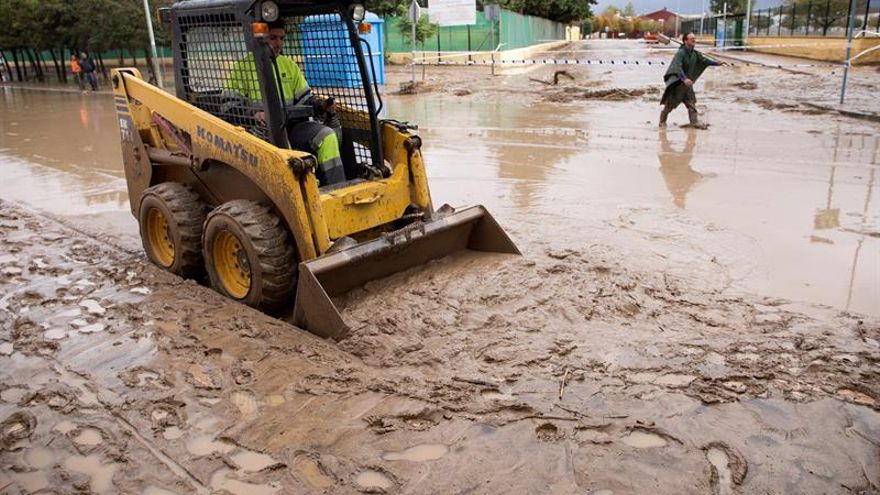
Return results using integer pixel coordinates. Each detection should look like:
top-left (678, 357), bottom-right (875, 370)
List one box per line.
top-left (138, 182), bottom-right (207, 278)
top-left (203, 200), bottom-right (296, 311)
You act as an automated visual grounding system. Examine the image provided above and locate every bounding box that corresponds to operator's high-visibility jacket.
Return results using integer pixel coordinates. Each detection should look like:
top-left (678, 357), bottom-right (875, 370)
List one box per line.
top-left (225, 54), bottom-right (344, 184)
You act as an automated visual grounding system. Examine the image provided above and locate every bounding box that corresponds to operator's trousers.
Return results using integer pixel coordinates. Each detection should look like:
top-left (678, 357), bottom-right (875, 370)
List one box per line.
top-left (660, 87), bottom-right (698, 125)
top-left (287, 121), bottom-right (345, 185)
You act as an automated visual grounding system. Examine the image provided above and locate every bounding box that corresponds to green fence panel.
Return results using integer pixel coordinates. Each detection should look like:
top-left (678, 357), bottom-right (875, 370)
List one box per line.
top-left (384, 8), bottom-right (565, 53)
top-left (500, 10), bottom-right (566, 50)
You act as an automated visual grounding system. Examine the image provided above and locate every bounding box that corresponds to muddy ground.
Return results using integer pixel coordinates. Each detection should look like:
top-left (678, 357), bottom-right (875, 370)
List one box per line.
top-left (2, 40), bottom-right (880, 494)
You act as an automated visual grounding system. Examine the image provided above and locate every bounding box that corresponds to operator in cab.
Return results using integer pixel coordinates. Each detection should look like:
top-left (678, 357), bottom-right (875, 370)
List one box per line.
top-left (224, 19), bottom-right (345, 185)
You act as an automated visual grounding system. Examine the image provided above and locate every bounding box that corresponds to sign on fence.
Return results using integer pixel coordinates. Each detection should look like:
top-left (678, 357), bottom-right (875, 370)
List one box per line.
top-left (429, 0), bottom-right (476, 26)
top-left (484, 4), bottom-right (501, 22)
top-left (408, 0), bottom-right (421, 23)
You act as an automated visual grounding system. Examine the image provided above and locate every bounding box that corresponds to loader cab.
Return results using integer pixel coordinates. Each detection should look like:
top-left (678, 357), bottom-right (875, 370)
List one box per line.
top-left (164, 0), bottom-right (384, 184)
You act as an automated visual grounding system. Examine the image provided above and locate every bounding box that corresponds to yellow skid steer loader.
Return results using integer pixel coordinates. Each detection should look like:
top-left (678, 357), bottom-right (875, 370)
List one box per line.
top-left (112, 0), bottom-right (518, 339)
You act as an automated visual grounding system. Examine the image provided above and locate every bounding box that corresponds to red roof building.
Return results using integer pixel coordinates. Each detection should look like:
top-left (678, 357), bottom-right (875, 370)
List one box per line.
top-left (640, 8), bottom-right (678, 36)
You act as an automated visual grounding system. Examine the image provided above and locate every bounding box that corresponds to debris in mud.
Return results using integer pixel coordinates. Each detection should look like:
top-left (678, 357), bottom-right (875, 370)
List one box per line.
top-left (836, 387), bottom-right (877, 409)
top-left (0, 411), bottom-right (37, 449)
top-left (397, 81), bottom-right (434, 95)
top-left (544, 86), bottom-right (658, 103)
top-left (731, 81), bottom-right (758, 90)
top-left (453, 89), bottom-right (472, 96)
top-left (535, 422), bottom-right (564, 441)
top-left (529, 70), bottom-right (575, 86)
top-left (753, 98), bottom-right (798, 111)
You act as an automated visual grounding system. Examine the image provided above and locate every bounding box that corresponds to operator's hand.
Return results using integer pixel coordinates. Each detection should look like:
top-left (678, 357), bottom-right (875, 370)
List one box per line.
top-left (683, 78), bottom-right (694, 87)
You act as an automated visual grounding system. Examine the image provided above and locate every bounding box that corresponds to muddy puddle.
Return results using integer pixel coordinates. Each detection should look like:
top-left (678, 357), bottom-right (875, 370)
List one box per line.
top-left (1, 39), bottom-right (879, 494)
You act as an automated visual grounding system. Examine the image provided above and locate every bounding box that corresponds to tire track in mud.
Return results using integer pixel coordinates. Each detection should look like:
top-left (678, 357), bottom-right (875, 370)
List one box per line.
top-left (2, 199), bottom-right (880, 493)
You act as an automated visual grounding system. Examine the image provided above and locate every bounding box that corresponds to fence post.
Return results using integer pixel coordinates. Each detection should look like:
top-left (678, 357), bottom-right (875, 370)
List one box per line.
top-left (467, 25), bottom-right (472, 62)
top-left (862, 0), bottom-right (871, 31)
top-left (840, 0), bottom-right (859, 104)
top-left (778, 6), bottom-right (783, 35)
top-left (791, 2), bottom-right (797, 35)
top-left (806, 1), bottom-right (812, 35)
top-left (823, 0), bottom-right (831, 36)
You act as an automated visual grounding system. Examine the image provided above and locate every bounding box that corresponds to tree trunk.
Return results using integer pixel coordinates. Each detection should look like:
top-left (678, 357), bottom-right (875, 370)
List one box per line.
top-left (144, 47), bottom-right (157, 84)
top-left (118, 48), bottom-right (124, 67)
top-left (129, 48), bottom-right (139, 69)
top-left (1, 51), bottom-right (13, 82)
top-left (34, 48), bottom-right (48, 79)
top-left (25, 48), bottom-right (43, 82)
top-left (49, 48), bottom-right (63, 84)
top-left (12, 48), bottom-right (25, 81)
top-left (58, 47), bottom-right (68, 83)
top-left (97, 52), bottom-right (108, 80)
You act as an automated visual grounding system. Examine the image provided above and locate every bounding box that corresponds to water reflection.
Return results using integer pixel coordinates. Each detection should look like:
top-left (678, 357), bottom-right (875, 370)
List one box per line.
top-left (0, 87), bottom-right (122, 173)
top-left (657, 128), bottom-right (702, 209)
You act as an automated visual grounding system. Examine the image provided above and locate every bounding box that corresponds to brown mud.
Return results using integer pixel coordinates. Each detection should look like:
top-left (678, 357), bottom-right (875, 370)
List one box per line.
top-left (2, 39), bottom-right (880, 493)
top-left (2, 196), bottom-right (879, 493)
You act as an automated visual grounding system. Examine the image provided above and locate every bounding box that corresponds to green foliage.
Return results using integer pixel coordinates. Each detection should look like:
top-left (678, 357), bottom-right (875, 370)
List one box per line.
top-left (588, 4), bottom-right (658, 34)
top-left (386, 3), bottom-right (439, 44)
top-left (0, 0), bottom-right (171, 53)
top-left (709, 0), bottom-right (748, 15)
top-left (368, 0), bottom-right (596, 24)
top-left (496, 0), bottom-right (596, 23)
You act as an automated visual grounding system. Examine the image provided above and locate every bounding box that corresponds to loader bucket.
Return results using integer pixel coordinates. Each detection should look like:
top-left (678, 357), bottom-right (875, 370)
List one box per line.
top-left (293, 205), bottom-right (519, 340)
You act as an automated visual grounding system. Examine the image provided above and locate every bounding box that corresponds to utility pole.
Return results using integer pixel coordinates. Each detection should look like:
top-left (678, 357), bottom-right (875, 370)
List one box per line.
top-left (744, 0), bottom-right (752, 45)
top-left (142, 0), bottom-right (163, 88)
top-left (408, 0), bottom-right (420, 85)
top-left (840, 0), bottom-right (859, 103)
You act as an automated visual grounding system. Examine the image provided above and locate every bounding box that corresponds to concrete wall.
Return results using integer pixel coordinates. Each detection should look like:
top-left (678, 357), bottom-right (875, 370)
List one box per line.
top-left (696, 35), bottom-right (880, 65)
top-left (747, 36), bottom-right (880, 65)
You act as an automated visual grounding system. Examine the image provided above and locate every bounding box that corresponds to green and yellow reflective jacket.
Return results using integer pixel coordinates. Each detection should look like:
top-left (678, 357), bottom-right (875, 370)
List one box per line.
top-left (225, 53), bottom-right (311, 105)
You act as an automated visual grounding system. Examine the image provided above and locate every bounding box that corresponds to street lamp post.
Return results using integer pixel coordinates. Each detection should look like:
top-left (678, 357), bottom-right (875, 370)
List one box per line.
top-left (142, 0), bottom-right (163, 88)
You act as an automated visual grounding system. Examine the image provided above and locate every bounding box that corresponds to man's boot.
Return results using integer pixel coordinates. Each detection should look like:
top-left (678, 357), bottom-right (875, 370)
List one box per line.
top-left (659, 108), bottom-right (670, 128)
top-left (687, 107), bottom-right (699, 126)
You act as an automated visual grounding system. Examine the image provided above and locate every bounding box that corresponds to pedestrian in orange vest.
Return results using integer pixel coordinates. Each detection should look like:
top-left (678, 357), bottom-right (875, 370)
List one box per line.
top-left (70, 54), bottom-right (85, 91)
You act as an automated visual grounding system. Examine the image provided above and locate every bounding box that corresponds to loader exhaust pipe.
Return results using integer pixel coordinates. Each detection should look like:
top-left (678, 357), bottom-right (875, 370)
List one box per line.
top-left (293, 205), bottom-right (519, 340)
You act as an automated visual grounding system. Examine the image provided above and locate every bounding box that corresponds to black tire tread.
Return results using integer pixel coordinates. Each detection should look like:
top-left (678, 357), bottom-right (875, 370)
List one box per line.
top-left (140, 182), bottom-right (207, 278)
top-left (205, 200), bottom-right (296, 311)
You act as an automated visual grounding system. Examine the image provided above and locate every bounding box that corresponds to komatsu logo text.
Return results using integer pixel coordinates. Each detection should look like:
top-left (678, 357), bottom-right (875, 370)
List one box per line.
top-left (196, 126), bottom-right (258, 167)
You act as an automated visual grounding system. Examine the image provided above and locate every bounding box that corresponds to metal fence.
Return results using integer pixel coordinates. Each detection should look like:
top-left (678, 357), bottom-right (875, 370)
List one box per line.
top-left (681, 0), bottom-right (879, 39)
top-left (750, 0), bottom-right (879, 36)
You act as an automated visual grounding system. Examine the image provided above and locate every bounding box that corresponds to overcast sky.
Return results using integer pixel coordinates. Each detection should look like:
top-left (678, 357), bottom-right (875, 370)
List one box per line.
top-left (592, 0), bottom-right (782, 16)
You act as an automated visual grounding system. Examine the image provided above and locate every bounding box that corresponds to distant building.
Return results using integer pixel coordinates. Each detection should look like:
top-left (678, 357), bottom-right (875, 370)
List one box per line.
top-left (640, 8), bottom-right (678, 37)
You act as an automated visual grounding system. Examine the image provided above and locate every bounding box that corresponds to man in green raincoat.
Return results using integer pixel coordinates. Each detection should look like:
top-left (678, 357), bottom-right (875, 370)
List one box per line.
top-left (225, 20), bottom-right (345, 184)
top-left (659, 32), bottom-right (724, 128)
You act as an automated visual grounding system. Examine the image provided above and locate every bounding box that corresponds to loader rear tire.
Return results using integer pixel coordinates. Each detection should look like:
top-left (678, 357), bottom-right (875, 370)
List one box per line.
top-left (138, 182), bottom-right (207, 278)
top-left (203, 200), bottom-right (296, 311)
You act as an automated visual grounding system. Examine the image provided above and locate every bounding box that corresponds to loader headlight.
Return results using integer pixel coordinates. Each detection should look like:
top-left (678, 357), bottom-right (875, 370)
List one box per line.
top-left (261, 1), bottom-right (279, 22)
top-left (350, 3), bottom-right (365, 21)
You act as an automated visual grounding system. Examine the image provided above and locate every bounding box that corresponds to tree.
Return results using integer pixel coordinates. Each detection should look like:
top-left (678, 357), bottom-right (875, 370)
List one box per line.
top-left (591, 6), bottom-right (621, 34)
top-left (782, 0), bottom-right (850, 35)
top-left (709, 0), bottom-right (748, 15)
top-left (497, 0), bottom-right (597, 23)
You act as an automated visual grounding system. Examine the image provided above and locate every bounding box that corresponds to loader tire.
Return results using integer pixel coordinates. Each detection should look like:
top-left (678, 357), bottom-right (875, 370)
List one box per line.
top-left (138, 182), bottom-right (207, 278)
top-left (203, 200), bottom-right (296, 311)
